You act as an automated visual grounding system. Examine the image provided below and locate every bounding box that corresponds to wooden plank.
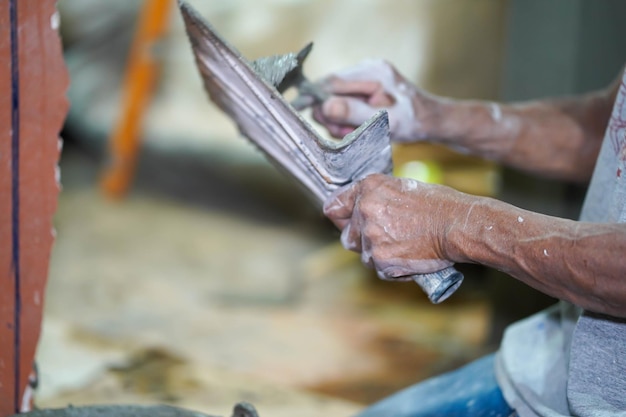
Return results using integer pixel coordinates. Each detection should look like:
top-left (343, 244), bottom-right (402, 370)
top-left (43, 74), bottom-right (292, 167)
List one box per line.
top-left (0, 0), bottom-right (17, 412)
top-left (0, 1), bottom-right (68, 414)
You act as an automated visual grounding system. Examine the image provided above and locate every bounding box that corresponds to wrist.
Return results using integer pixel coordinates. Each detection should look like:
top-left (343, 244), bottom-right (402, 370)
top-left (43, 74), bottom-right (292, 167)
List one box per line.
top-left (431, 97), bottom-right (482, 145)
top-left (424, 99), bottom-right (522, 164)
top-left (441, 192), bottom-right (488, 264)
top-left (414, 95), bottom-right (461, 143)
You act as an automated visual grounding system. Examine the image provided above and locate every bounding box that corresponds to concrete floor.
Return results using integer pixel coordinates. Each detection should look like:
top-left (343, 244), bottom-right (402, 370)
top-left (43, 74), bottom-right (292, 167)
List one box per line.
top-left (36, 143), bottom-right (496, 417)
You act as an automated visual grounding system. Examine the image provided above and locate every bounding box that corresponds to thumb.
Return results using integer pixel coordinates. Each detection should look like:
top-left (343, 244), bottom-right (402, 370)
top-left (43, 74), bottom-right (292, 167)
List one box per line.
top-left (321, 96), bottom-right (378, 127)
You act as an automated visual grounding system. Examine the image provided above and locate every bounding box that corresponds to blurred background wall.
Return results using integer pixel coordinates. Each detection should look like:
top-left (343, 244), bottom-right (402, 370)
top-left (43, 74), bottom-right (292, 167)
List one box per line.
top-left (58, 0), bottom-right (507, 154)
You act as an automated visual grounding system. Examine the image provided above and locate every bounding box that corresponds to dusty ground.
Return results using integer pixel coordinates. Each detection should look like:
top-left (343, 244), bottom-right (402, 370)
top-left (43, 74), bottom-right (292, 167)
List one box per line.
top-left (36, 144), bottom-right (493, 417)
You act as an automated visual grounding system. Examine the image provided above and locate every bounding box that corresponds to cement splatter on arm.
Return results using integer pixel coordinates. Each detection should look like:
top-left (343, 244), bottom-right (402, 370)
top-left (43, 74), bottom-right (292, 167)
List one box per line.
top-left (431, 72), bottom-right (620, 182)
top-left (325, 174), bottom-right (626, 318)
top-left (445, 193), bottom-right (626, 318)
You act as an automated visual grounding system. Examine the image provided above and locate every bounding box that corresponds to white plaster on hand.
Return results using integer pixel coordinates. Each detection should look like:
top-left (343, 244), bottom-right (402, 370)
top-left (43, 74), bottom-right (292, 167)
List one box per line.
top-left (325, 174), bottom-right (467, 278)
top-left (340, 222), bottom-right (359, 251)
top-left (489, 102), bottom-right (502, 123)
top-left (400, 177), bottom-right (419, 192)
top-left (325, 60), bottom-right (419, 142)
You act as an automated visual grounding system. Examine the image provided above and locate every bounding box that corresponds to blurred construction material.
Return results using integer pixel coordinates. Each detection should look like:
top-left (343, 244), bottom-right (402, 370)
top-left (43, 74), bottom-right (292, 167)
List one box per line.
top-left (38, 147), bottom-right (493, 414)
top-left (393, 144), bottom-right (499, 196)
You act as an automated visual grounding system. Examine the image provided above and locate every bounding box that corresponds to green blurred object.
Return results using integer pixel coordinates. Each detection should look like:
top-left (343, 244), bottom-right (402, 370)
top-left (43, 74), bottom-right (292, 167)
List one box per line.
top-left (395, 160), bottom-right (444, 184)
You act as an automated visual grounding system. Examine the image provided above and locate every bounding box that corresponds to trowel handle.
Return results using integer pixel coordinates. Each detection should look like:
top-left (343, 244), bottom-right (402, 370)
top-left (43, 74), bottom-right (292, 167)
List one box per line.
top-left (410, 266), bottom-right (464, 304)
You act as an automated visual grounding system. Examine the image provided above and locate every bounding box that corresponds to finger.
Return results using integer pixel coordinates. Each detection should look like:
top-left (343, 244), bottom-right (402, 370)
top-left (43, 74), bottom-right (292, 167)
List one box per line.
top-left (376, 264), bottom-right (416, 280)
top-left (312, 106), bottom-right (355, 138)
top-left (312, 105), bottom-right (330, 126)
top-left (375, 269), bottom-right (413, 282)
top-left (324, 122), bottom-right (357, 138)
top-left (321, 96), bottom-right (378, 126)
top-left (327, 124), bottom-right (356, 138)
top-left (323, 78), bottom-right (383, 96)
top-left (368, 88), bottom-right (395, 107)
top-left (359, 233), bottom-right (374, 268)
top-left (333, 218), bottom-right (350, 230)
top-left (340, 221), bottom-right (362, 253)
top-left (379, 258), bottom-right (454, 276)
top-left (323, 182), bottom-right (360, 222)
top-left (323, 79), bottom-right (394, 107)
top-left (335, 125), bottom-right (356, 137)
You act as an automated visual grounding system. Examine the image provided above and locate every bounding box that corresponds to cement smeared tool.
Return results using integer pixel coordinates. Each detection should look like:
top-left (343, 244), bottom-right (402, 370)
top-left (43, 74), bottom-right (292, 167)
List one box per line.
top-left (178, 1), bottom-right (463, 303)
top-left (10, 402), bottom-right (260, 417)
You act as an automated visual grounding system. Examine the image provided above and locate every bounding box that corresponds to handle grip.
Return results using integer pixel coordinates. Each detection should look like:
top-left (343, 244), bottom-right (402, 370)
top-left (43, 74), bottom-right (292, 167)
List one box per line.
top-left (410, 266), bottom-right (464, 304)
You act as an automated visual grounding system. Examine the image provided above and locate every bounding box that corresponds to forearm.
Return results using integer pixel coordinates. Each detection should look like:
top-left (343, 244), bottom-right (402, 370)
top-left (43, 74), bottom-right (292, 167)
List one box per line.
top-left (445, 195), bottom-right (626, 317)
top-left (427, 87), bottom-right (616, 182)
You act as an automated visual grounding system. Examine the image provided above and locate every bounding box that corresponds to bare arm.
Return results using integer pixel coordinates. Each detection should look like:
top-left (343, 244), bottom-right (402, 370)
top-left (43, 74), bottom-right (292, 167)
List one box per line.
top-left (319, 63), bottom-right (626, 316)
top-left (325, 174), bottom-right (626, 318)
top-left (445, 195), bottom-right (626, 317)
top-left (431, 78), bottom-right (620, 182)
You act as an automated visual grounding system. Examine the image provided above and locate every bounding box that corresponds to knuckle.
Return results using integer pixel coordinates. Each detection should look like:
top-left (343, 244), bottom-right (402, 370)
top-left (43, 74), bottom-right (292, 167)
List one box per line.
top-left (361, 173), bottom-right (385, 187)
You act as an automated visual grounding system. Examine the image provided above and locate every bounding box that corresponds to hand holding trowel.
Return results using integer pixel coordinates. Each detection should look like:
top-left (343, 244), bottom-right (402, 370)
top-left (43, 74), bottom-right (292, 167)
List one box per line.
top-left (178, 1), bottom-right (463, 303)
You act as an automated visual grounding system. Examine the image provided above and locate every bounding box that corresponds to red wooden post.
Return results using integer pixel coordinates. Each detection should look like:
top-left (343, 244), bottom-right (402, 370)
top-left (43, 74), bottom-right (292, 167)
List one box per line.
top-left (0, 0), bottom-right (69, 414)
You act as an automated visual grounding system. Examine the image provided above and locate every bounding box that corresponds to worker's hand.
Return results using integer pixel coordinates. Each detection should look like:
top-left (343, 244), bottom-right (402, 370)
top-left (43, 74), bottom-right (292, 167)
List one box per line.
top-left (312, 59), bottom-right (440, 143)
top-left (323, 174), bottom-right (473, 278)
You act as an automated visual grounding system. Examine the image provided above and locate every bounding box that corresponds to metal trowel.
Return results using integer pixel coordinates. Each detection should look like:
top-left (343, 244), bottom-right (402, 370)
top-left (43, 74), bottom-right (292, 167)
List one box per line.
top-left (178, 1), bottom-right (463, 303)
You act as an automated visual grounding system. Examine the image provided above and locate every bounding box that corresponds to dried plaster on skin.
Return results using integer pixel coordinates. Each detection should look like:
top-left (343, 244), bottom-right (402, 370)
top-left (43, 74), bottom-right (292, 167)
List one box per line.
top-left (335, 59), bottom-right (416, 141)
top-left (461, 201), bottom-right (480, 233)
top-left (489, 102), bottom-right (502, 123)
top-left (495, 105), bottom-right (524, 159)
top-left (460, 101), bottom-right (522, 162)
top-left (340, 223), bottom-right (357, 251)
top-left (346, 177), bottom-right (446, 274)
top-left (400, 177), bottom-right (418, 192)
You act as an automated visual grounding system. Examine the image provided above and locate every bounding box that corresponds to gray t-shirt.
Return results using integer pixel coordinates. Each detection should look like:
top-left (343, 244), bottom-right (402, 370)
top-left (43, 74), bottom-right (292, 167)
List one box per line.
top-left (495, 69), bottom-right (626, 416)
